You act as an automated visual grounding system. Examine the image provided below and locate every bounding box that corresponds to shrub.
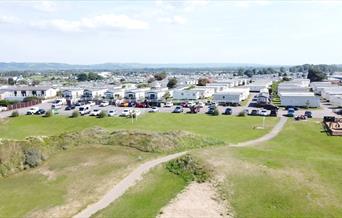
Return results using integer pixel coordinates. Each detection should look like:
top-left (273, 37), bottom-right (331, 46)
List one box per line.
top-left (238, 111), bottom-right (246, 117)
top-left (71, 110), bottom-right (80, 118)
top-left (23, 147), bottom-right (42, 168)
top-left (10, 110), bottom-right (19, 117)
top-left (44, 110), bottom-right (53, 117)
top-left (98, 110), bottom-right (107, 118)
top-left (212, 108), bottom-right (219, 116)
top-left (166, 154), bottom-right (210, 183)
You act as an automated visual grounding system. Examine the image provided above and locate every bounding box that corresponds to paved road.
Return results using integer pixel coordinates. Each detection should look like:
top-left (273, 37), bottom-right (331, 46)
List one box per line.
top-left (73, 152), bottom-right (187, 218)
top-left (73, 116), bottom-right (288, 218)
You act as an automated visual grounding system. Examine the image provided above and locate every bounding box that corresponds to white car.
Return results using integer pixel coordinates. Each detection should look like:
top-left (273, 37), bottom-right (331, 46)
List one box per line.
top-left (164, 101), bottom-right (173, 107)
top-left (188, 101), bottom-right (196, 107)
top-left (90, 109), bottom-right (102, 116)
top-left (133, 109), bottom-right (141, 116)
top-left (100, 101), bottom-right (109, 107)
top-left (149, 107), bottom-right (159, 112)
top-left (0, 106), bottom-right (7, 112)
top-left (26, 107), bottom-right (39, 115)
top-left (108, 110), bottom-right (117, 117)
top-left (121, 109), bottom-right (132, 117)
top-left (88, 101), bottom-right (96, 106)
top-left (79, 106), bottom-right (91, 115)
top-left (196, 102), bottom-right (205, 108)
top-left (259, 109), bottom-right (270, 116)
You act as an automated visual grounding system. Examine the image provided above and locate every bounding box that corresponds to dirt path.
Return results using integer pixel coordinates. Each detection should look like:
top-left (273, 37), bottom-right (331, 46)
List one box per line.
top-left (74, 117), bottom-right (287, 218)
top-left (231, 117), bottom-right (287, 147)
top-left (158, 182), bottom-right (232, 218)
top-left (73, 152), bottom-right (187, 218)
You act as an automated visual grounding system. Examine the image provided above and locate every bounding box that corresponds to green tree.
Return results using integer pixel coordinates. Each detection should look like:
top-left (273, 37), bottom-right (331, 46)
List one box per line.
top-left (77, 73), bottom-right (88, 81)
top-left (154, 72), bottom-right (167, 81)
top-left (167, 77), bottom-right (177, 89)
top-left (8, 78), bottom-right (15, 85)
top-left (307, 68), bottom-right (327, 82)
top-left (197, 77), bottom-right (210, 86)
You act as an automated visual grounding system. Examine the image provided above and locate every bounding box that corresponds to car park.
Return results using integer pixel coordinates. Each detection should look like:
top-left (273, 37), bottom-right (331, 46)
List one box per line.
top-left (100, 101), bottom-right (109, 107)
top-left (149, 107), bottom-right (159, 113)
top-left (250, 109), bottom-right (260, 116)
top-left (26, 107), bottom-right (39, 115)
top-left (34, 108), bottom-right (46, 115)
top-left (207, 107), bottom-right (216, 115)
top-left (88, 101), bottom-right (96, 106)
top-left (188, 106), bottom-right (201, 113)
top-left (173, 106), bottom-right (184, 113)
top-left (196, 101), bottom-right (205, 108)
top-left (108, 110), bottom-right (117, 117)
top-left (90, 109), bottom-right (102, 116)
top-left (222, 108), bottom-right (232, 115)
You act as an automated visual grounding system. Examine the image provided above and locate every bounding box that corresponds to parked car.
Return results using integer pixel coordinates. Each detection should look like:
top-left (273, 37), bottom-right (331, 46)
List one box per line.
top-left (51, 103), bottom-right (62, 109)
top-left (196, 101), bottom-right (205, 108)
top-left (263, 104), bottom-right (279, 111)
top-left (135, 102), bottom-right (148, 108)
top-left (149, 107), bottom-right (159, 113)
top-left (34, 108), bottom-right (46, 115)
top-left (0, 106), bottom-right (7, 112)
top-left (90, 109), bottom-right (102, 116)
top-left (51, 99), bottom-right (64, 109)
top-left (207, 107), bottom-right (216, 115)
top-left (121, 109), bottom-right (132, 117)
top-left (75, 101), bottom-right (84, 106)
top-left (188, 101), bottom-right (196, 107)
top-left (287, 108), bottom-right (295, 117)
top-left (173, 106), bottom-right (183, 113)
top-left (270, 109), bottom-right (278, 117)
top-left (304, 111), bottom-right (312, 118)
top-left (188, 106), bottom-right (200, 114)
top-left (120, 102), bottom-right (129, 107)
top-left (180, 102), bottom-right (189, 108)
top-left (164, 101), bottom-right (173, 107)
top-left (222, 108), bottom-right (232, 115)
top-left (250, 109), bottom-right (260, 116)
top-left (295, 115), bottom-right (307, 121)
top-left (259, 109), bottom-right (270, 116)
top-left (79, 106), bottom-right (91, 115)
top-left (88, 101), bottom-right (96, 106)
top-left (100, 101), bottom-right (109, 107)
top-left (65, 105), bottom-right (76, 110)
top-left (285, 106), bottom-right (298, 111)
top-left (26, 107), bottom-right (39, 115)
top-left (133, 109), bottom-right (141, 117)
top-left (108, 110), bottom-right (117, 117)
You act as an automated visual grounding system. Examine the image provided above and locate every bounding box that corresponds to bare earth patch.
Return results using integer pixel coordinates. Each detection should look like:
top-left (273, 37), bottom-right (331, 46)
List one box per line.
top-left (158, 182), bottom-right (233, 218)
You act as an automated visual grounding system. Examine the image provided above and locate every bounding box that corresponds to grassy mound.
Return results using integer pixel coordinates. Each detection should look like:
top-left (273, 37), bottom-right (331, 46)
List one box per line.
top-left (0, 127), bottom-right (222, 177)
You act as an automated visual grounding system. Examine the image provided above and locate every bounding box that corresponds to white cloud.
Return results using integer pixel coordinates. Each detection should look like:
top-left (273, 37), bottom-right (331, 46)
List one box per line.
top-left (158, 15), bottom-right (187, 25)
top-left (32, 1), bottom-right (58, 12)
top-left (30, 14), bottom-right (149, 32)
top-left (0, 15), bottom-right (20, 24)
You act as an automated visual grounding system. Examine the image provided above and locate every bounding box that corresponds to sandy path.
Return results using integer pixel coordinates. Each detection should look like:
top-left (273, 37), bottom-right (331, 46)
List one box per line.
top-left (231, 117), bottom-right (287, 147)
top-left (73, 152), bottom-right (187, 218)
top-left (158, 182), bottom-right (232, 218)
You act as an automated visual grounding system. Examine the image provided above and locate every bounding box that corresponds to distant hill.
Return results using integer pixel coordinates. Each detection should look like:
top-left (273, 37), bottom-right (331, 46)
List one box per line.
top-left (0, 62), bottom-right (269, 71)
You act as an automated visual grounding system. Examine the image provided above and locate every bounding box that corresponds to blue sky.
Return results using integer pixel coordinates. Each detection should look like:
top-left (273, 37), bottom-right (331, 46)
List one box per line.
top-left (0, 0), bottom-right (341, 65)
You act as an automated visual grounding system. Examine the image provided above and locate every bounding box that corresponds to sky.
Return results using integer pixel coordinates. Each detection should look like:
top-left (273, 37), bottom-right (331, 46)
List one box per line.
top-left (0, 0), bottom-right (342, 65)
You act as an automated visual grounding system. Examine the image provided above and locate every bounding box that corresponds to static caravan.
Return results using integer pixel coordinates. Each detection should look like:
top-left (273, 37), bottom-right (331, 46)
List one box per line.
top-left (279, 92), bottom-right (320, 107)
top-left (145, 88), bottom-right (169, 101)
top-left (248, 80), bottom-right (272, 92)
top-left (212, 88), bottom-right (250, 105)
top-left (62, 88), bottom-right (83, 100)
top-left (173, 89), bottom-right (200, 100)
top-left (330, 95), bottom-right (342, 107)
top-left (82, 88), bottom-right (107, 101)
top-left (191, 87), bottom-right (215, 98)
top-left (310, 82), bottom-right (333, 94)
top-left (104, 89), bottom-right (125, 99)
top-left (124, 88), bottom-right (149, 101)
top-left (321, 87), bottom-right (342, 101)
top-left (3, 86), bottom-right (58, 101)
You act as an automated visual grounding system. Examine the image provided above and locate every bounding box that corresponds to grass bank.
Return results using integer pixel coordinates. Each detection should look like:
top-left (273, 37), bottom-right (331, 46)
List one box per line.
top-left (193, 120), bottom-right (342, 217)
top-left (0, 113), bottom-right (278, 144)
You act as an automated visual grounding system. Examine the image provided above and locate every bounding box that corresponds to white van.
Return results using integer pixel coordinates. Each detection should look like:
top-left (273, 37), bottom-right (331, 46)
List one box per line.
top-left (79, 105), bottom-right (91, 115)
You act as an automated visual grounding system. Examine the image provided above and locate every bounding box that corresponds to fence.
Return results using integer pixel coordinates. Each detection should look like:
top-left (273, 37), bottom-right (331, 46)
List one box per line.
top-left (6, 100), bottom-right (42, 111)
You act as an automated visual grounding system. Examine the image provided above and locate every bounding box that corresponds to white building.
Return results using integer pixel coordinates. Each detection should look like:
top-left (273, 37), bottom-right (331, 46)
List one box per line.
top-left (321, 87), bottom-right (342, 101)
top-left (173, 89), bottom-right (201, 100)
top-left (310, 82), bottom-right (334, 95)
top-left (104, 89), bottom-right (125, 99)
top-left (330, 95), bottom-right (342, 107)
top-left (191, 87), bottom-right (215, 98)
top-left (82, 88), bottom-right (107, 101)
top-left (279, 92), bottom-right (320, 107)
top-left (62, 88), bottom-right (83, 100)
top-left (1, 86), bottom-right (58, 101)
top-left (248, 80), bottom-right (272, 92)
top-left (212, 88), bottom-right (250, 105)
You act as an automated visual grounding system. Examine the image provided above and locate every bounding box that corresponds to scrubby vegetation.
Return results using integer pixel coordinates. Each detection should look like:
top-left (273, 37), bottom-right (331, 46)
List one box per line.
top-left (10, 110), bottom-right (19, 117)
top-left (70, 110), bottom-right (79, 118)
top-left (166, 154), bottom-right (210, 183)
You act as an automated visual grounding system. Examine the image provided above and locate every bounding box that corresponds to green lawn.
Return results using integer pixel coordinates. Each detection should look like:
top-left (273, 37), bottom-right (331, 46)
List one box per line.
top-left (0, 113), bottom-right (277, 143)
top-left (92, 164), bottom-right (187, 218)
top-left (0, 145), bottom-right (156, 218)
top-left (193, 120), bottom-right (342, 218)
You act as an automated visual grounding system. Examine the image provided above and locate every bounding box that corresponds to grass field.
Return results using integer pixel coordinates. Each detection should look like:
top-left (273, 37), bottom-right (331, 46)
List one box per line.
top-left (0, 145), bottom-right (156, 218)
top-left (193, 119), bottom-right (342, 218)
top-left (92, 165), bottom-right (187, 218)
top-left (0, 113), bottom-right (277, 143)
